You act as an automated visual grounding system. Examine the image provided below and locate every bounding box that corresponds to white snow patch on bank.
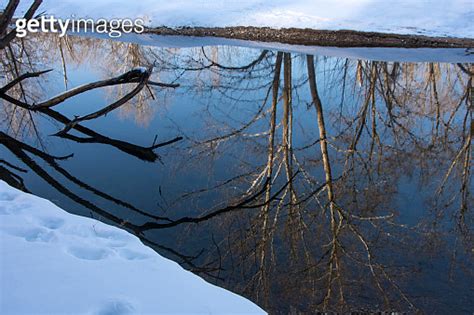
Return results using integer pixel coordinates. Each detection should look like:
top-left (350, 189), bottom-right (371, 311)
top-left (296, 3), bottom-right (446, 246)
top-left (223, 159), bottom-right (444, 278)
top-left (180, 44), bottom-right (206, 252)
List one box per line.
top-left (0, 181), bottom-right (265, 314)
top-left (12, 0), bottom-right (474, 38)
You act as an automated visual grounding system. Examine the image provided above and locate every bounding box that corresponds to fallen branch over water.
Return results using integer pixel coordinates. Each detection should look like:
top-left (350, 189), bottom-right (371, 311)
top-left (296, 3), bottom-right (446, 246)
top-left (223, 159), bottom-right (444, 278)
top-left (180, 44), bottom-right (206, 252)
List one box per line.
top-left (0, 66), bottom-right (183, 162)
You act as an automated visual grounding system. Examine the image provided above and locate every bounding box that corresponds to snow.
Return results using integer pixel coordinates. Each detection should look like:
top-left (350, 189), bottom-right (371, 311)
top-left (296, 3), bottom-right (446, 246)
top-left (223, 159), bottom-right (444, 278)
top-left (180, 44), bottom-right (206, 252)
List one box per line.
top-left (12, 0), bottom-right (474, 38)
top-left (0, 181), bottom-right (265, 315)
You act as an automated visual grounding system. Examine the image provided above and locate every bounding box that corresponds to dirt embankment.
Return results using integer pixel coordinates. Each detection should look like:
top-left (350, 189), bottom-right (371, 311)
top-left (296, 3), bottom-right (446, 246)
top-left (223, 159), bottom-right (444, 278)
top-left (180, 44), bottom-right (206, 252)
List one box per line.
top-left (147, 26), bottom-right (474, 49)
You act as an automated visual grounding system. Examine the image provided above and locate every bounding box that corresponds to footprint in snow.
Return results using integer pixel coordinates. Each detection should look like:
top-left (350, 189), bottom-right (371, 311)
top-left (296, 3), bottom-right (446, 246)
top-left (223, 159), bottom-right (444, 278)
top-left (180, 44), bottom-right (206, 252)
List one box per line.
top-left (0, 200), bottom-right (31, 215)
top-left (67, 246), bottom-right (110, 260)
top-left (95, 299), bottom-right (135, 315)
top-left (118, 248), bottom-right (150, 261)
top-left (93, 228), bottom-right (131, 241)
top-left (0, 191), bottom-right (17, 201)
top-left (37, 217), bottom-right (65, 230)
top-left (4, 226), bottom-right (56, 242)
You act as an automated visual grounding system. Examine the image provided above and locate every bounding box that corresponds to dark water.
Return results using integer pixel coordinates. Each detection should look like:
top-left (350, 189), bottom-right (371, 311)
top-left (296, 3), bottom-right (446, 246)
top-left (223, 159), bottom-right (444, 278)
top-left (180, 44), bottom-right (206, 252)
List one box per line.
top-left (1, 34), bottom-right (473, 314)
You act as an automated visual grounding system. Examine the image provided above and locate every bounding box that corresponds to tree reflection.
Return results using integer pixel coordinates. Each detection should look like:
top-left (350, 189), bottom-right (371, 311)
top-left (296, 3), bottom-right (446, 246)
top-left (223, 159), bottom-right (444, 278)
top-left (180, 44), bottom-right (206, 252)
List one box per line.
top-left (0, 30), bottom-right (472, 313)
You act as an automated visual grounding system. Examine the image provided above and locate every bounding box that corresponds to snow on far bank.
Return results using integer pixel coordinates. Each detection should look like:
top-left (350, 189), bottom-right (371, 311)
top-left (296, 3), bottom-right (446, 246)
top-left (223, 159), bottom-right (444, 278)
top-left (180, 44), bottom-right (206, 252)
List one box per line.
top-left (0, 181), bottom-right (265, 315)
top-left (12, 0), bottom-right (474, 38)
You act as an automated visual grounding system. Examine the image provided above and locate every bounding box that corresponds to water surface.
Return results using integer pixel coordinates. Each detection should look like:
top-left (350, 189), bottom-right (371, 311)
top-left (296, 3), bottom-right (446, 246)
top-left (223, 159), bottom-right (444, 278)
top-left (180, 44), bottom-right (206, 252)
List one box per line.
top-left (1, 34), bottom-right (472, 313)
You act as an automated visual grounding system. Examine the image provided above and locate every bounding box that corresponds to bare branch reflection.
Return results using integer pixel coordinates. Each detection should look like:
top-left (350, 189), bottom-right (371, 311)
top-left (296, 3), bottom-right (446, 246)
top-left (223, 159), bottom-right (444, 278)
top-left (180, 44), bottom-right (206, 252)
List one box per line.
top-left (0, 30), bottom-right (472, 313)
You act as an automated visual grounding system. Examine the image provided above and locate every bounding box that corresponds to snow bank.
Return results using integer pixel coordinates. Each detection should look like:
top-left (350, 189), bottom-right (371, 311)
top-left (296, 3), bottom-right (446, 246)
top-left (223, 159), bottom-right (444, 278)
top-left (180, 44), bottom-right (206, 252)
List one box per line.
top-left (12, 0), bottom-right (474, 38)
top-left (0, 181), bottom-right (265, 314)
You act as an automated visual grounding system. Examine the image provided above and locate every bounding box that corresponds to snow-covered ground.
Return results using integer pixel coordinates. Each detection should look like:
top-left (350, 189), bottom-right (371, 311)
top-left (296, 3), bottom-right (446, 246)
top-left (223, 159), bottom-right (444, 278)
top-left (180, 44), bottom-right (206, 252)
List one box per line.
top-left (0, 181), bottom-right (265, 314)
top-left (13, 0), bottom-right (474, 38)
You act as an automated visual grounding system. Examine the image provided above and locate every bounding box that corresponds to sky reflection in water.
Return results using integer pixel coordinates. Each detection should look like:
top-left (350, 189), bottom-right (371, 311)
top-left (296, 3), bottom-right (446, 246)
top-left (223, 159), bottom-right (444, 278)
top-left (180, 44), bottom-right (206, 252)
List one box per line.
top-left (0, 33), bottom-right (472, 314)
